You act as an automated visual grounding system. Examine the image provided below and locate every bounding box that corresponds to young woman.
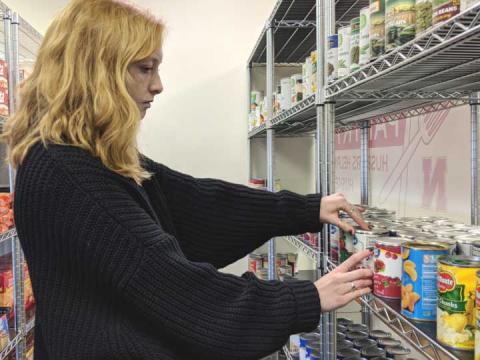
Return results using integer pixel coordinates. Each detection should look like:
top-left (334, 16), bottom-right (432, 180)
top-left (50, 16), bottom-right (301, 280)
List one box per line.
top-left (3, 0), bottom-right (373, 359)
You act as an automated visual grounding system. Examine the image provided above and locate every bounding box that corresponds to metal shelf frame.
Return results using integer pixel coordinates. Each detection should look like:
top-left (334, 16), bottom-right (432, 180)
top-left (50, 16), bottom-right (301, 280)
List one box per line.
top-left (247, 1), bottom-right (480, 360)
top-left (1, 1), bottom-right (40, 358)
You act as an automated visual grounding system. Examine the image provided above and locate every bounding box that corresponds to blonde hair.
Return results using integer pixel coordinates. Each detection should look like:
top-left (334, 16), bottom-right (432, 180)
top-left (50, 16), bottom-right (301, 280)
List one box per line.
top-left (2, 0), bottom-right (165, 183)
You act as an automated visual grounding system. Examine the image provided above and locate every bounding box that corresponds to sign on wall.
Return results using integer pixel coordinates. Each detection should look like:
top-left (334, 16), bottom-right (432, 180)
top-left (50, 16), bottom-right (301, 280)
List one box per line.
top-left (335, 105), bottom-right (471, 223)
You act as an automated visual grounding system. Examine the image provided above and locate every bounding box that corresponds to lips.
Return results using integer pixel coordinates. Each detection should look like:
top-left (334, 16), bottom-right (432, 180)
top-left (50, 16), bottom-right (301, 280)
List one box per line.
top-left (143, 102), bottom-right (152, 109)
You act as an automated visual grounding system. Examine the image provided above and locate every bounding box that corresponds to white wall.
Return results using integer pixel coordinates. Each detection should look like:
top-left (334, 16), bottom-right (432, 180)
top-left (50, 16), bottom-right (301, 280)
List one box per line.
top-left (6, 0), bottom-right (278, 274)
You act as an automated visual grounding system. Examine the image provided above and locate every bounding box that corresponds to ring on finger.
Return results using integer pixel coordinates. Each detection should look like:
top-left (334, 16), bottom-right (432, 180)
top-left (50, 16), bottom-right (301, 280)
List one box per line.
top-left (350, 282), bottom-right (356, 291)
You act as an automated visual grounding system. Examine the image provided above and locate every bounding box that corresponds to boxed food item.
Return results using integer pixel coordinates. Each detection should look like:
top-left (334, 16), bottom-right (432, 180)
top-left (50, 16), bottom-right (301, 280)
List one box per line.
top-left (385, 0), bottom-right (416, 52)
top-left (370, 0), bottom-right (386, 59)
top-left (416, 0), bottom-right (433, 35)
top-left (0, 313), bottom-right (9, 351)
top-left (310, 51), bottom-right (318, 94)
top-left (359, 7), bottom-right (371, 65)
top-left (350, 17), bottom-right (361, 72)
top-left (327, 34), bottom-right (339, 81)
top-left (290, 74), bottom-right (303, 105)
top-left (338, 26), bottom-right (351, 78)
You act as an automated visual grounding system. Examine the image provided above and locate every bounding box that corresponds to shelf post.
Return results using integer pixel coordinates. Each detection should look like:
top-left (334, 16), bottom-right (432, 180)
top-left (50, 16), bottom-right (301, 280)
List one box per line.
top-left (5, 10), bottom-right (26, 360)
top-left (360, 120), bottom-right (370, 206)
top-left (471, 93), bottom-right (480, 225)
top-left (266, 23), bottom-right (277, 285)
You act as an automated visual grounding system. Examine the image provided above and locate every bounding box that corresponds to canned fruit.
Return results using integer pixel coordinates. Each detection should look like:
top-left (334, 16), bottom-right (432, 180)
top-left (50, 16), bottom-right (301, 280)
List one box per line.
top-left (476, 270), bottom-right (480, 360)
top-left (374, 237), bottom-right (404, 299)
top-left (402, 242), bottom-right (450, 321)
top-left (437, 256), bottom-right (480, 351)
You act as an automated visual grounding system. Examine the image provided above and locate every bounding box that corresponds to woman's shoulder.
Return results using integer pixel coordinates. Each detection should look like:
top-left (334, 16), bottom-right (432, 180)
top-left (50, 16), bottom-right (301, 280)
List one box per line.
top-left (19, 142), bottom-right (134, 193)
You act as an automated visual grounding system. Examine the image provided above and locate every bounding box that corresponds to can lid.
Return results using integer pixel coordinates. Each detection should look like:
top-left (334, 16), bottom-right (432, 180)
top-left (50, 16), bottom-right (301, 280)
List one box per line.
top-left (375, 237), bottom-right (405, 246)
top-left (439, 255), bottom-right (480, 267)
top-left (378, 338), bottom-right (401, 346)
top-left (403, 241), bottom-right (450, 251)
top-left (361, 346), bottom-right (386, 356)
top-left (385, 345), bottom-right (411, 355)
top-left (369, 329), bottom-right (391, 338)
top-left (455, 234), bottom-right (480, 243)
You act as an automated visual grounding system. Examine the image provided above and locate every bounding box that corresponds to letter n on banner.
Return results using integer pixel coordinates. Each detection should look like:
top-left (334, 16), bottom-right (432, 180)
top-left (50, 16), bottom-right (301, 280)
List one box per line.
top-left (422, 157), bottom-right (447, 211)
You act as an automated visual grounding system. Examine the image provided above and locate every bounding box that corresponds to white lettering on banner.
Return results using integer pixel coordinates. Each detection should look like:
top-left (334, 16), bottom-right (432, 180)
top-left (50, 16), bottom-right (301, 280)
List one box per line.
top-left (335, 176), bottom-right (354, 192)
top-left (422, 157), bottom-right (447, 211)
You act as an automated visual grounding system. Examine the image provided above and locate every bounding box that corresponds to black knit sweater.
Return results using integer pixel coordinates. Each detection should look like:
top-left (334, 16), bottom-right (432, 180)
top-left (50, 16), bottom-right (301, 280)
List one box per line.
top-left (14, 143), bottom-right (323, 360)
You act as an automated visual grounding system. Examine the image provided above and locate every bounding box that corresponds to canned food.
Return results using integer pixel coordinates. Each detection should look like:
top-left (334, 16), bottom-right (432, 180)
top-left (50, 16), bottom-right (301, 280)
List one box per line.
top-left (347, 331), bottom-right (369, 342)
top-left (377, 338), bottom-right (401, 348)
top-left (248, 253), bottom-right (263, 273)
top-left (308, 349), bottom-right (321, 360)
top-left (338, 324), bottom-right (348, 333)
top-left (433, 0), bottom-right (460, 25)
top-left (338, 26), bottom-right (351, 77)
top-left (276, 254), bottom-right (289, 269)
top-left (350, 17), bottom-right (361, 72)
top-left (354, 228), bottom-right (388, 254)
top-left (299, 333), bottom-right (320, 360)
top-left (330, 225), bottom-right (341, 263)
top-left (401, 242), bottom-right (450, 321)
top-left (369, 329), bottom-right (391, 340)
top-left (360, 7), bottom-right (370, 65)
top-left (338, 339), bottom-right (355, 350)
top-left (341, 230), bottom-right (356, 262)
top-left (361, 346), bottom-right (386, 358)
top-left (475, 270), bottom-right (480, 360)
top-left (437, 256), bottom-right (480, 351)
top-left (385, 345), bottom-right (411, 358)
top-left (256, 268), bottom-right (268, 280)
top-left (306, 342), bottom-right (320, 358)
top-left (374, 237), bottom-right (405, 299)
top-left (338, 318), bottom-right (354, 326)
top-left (348, 323), bottom-right (369, 332)
top-left (327, 34), bottom-right (339, 82)
top-left (432, 238), bottom-right (457, 254)
top-left (455, 235), bottom-right (480, 256)
top-left (338, 347), bottom-right (362, 359)
top-left (385, 0), bottom-right (416, 51)
top-left (354, 338), bottom-right (377, 349)
top-left (279, 265), bottom-right (293, 277)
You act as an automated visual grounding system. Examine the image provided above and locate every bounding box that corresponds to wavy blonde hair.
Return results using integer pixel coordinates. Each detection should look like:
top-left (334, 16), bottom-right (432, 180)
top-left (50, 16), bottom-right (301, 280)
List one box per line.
top-left (2, 0), bottom-right (164, 183)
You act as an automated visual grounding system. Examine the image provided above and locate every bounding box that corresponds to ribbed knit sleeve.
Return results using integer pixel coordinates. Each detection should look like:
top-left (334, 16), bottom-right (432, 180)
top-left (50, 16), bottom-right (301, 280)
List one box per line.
top-left (14, 144), bottom-right (321, 360)
top-left (142, 157), bottom-right (323, 268)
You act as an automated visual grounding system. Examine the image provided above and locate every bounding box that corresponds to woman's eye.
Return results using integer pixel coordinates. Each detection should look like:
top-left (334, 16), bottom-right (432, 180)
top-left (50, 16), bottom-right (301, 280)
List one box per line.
top-left (141, 67), bottom-right (153, 73)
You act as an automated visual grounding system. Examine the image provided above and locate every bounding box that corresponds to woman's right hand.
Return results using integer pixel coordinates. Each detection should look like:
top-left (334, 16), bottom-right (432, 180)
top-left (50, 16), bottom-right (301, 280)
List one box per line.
top-left (314, 250), bottom-right (373, 312)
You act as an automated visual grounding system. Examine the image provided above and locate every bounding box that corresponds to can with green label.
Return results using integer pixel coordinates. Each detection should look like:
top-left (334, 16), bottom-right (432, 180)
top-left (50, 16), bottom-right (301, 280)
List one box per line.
top-left (437, 256), bottom-right (480, 351)
top-left (338, 26), bottom-right (351, 78)
top-left (350, 17), bottom-right (361, 72)
top-left (385, 0), bottom-right (416, 51)
top-left (416, 0), bottom-right (433, 35)
top-left (360, 7), bottom-right (370, 65)
top-left (370, 0), bottom-right (386, 58)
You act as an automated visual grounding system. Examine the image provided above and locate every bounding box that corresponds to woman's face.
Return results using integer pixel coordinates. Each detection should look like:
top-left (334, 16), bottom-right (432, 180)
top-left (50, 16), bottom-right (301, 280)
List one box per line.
top-left (126, 48), bottom-right (163, 119)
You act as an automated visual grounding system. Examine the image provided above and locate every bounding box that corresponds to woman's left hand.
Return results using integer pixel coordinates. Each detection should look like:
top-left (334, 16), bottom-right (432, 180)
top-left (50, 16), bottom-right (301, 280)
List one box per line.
top-left (319, 193), bottom-right (369, 233)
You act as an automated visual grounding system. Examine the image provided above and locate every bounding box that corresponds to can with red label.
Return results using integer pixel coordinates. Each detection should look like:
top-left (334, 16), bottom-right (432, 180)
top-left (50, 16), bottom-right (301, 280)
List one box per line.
top-left (248, 253), bottom-right (263, 273)
top-left (374, 237), bottom-right (405, 299)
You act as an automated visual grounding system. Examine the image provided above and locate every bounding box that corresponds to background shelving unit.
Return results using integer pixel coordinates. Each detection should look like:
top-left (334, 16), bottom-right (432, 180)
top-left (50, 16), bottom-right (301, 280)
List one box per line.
top-left (248, 0), bottom-right (480, 359)
top-left (0, 3), bottom-right (42, 359)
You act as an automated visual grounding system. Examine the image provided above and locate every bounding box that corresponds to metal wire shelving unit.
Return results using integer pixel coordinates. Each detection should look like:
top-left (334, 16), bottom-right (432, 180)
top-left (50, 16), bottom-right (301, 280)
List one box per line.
top-left (247, 0), bottom-right (480, 359)
top-left (0, 2), bottom-right (42, 359)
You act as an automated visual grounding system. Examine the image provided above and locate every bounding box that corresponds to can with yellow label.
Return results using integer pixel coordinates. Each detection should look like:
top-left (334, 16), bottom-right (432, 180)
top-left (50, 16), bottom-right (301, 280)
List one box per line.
top-left (475, 269), bottom-right (480, 360)
top-left (437, 256), bottom-right (480, 351)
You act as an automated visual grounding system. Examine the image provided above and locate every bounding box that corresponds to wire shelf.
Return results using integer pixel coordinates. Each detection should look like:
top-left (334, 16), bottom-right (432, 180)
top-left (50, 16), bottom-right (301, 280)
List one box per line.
top-left (282, 345), bottom-right (295, 360)
top-left (0, 332), bottom-right (21, 360)
top-left (327, 4), bottom-right (480, 98)
top-left (326, 258), bottom-right (471, 360)
top-left (282, 235), bottom-right (318, 263)
top-left (25, 316), bottom-right (34, 334)
top-left (0, 228), bottom-right (17, 245)
top-left (248, 123), bottom-right (267, 139)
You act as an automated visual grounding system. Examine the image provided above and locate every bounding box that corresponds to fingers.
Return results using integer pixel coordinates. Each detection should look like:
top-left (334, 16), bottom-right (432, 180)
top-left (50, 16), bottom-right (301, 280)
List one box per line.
top-left (337, 250), bottom-right (373, 272)
top-left (341, 201), bottom-right (369, 231)
top-left (340, 279), bottom-right (372, 294)
top-left (341, 268), bottom-right (373, 282)
top-left (344, 287), bottom-right (372, 302)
